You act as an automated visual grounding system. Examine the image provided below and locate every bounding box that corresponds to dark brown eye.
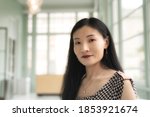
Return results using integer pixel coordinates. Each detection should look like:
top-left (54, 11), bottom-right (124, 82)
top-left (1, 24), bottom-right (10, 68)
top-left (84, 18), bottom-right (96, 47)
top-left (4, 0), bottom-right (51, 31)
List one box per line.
top-left (75, 41), bottom-right (81, 45)
top-left (89, 39), bottom-right (95, 42)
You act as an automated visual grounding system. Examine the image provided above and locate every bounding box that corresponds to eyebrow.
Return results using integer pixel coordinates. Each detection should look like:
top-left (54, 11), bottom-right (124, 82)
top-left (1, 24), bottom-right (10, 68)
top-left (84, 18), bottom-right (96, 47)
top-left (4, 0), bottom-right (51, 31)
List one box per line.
top-left (73, 37), bottom-right (80, 40)
top-left (73, 34), bottom-right (95, 40)
top-left (86, 34), bottom-right (95, 38)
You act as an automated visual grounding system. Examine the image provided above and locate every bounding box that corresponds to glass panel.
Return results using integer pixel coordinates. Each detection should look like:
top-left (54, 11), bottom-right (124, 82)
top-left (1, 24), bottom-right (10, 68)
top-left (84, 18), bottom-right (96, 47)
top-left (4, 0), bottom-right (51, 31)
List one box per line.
top-left (0, 53), bottom-right (5, 75)
top-left (28, 15), bottom-right (33, 33)
top-left (124, 69), bottom-right (145, 85)
top-left (123, 35), bottom-right (145, 83)
top-left (113, 24), bottom-right (119, 43)
top-left (27, 35), bottom-right (32, 71)
top-left (36, 35), bottom-right (48, 75)
top-left (121, 0), bottom-right (143, 17)
top-left (113, 24), bottom-right (120, 58)
top-left (0, 28), bottom-right (6, 80)
top-left (36, 13), bottom-right (48, 33)
top-left (49, 34), bottom-right (70, 74)
top-left (122, 8), bottom-right (143, 40)
top-left (93, 11), bottom-right (98, 18)
top-left (112, 0), bottom-right (118, 23)
top-left (49, 13), bottom-right (76, 33)
top-left (114, 43), bottom-right (119, 57)
top-left (0, 29), bottom-right (5, 50)
top-left (0, 74), bottom-right (3, 80)
top-left (7, 39), bottom-right (15, 77)
top-left (77, 12), bottom-right (89, 20)
top-left (137, 90), bottom-right (147, 99)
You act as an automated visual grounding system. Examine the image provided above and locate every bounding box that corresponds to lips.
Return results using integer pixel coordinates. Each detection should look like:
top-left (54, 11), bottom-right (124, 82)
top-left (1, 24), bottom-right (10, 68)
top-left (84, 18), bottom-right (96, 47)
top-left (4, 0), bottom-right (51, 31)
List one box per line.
top-left (82, 55), bottom-right (93, 58)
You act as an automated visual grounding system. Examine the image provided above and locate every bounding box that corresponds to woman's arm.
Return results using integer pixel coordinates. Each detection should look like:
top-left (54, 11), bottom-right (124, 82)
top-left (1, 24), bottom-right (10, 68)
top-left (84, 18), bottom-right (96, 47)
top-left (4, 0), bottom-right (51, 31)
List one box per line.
top-left (121, 79), bottom-right (137, 100)
top-left (117, 71), bottom-right (137, 100)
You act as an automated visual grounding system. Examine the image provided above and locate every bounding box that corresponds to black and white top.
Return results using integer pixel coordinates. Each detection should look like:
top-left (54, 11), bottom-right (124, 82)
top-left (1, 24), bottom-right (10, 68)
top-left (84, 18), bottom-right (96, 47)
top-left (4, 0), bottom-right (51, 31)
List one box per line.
top-left (76, 72), bottom-right (136, 100)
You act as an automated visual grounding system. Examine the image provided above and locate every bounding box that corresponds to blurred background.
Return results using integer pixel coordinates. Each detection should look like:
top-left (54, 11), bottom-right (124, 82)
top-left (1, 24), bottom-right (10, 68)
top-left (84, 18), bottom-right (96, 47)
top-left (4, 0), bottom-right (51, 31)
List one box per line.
top-left (0, 0), bottom-right (150, 100)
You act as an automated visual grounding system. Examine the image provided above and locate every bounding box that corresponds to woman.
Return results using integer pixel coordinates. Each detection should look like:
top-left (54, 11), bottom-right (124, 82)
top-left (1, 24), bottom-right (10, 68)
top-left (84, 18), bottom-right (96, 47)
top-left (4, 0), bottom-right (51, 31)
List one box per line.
top-left (61, 17), bottom-right (136, 100)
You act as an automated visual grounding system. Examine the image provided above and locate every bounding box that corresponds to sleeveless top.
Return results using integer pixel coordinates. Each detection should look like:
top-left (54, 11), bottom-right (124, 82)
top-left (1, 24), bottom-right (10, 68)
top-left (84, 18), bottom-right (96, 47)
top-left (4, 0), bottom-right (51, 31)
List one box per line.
top-left (76, 71), bottom-right (136, 100)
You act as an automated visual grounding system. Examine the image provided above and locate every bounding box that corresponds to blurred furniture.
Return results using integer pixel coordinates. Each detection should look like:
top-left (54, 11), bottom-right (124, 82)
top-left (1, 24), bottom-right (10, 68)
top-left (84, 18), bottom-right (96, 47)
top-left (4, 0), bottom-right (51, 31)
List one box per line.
top-left (36, 75), bottom-right (63, 95)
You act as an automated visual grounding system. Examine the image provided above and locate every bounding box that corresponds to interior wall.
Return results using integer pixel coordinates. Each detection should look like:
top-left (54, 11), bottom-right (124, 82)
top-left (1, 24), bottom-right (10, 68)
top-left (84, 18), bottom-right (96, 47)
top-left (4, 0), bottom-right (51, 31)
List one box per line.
top-left (0, 0), bottom-right (26, 98)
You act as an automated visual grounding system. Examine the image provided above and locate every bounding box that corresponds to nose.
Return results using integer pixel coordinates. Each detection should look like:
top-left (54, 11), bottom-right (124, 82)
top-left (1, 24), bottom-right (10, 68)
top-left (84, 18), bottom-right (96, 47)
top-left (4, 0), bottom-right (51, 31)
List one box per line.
top-left (80, 43), bottom-right (89, 53)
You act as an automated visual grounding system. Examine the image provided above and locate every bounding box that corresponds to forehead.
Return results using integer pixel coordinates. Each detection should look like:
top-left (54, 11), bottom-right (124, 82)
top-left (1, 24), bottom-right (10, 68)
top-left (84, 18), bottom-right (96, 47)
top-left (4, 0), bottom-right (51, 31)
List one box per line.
top-left (73, 26), bottom-right (102, 38)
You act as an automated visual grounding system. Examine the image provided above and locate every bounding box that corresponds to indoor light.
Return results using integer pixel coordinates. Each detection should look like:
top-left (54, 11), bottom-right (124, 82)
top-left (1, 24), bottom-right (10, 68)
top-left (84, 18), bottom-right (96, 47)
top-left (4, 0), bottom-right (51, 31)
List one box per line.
top-left (27, 0), bottom-right (43, 15)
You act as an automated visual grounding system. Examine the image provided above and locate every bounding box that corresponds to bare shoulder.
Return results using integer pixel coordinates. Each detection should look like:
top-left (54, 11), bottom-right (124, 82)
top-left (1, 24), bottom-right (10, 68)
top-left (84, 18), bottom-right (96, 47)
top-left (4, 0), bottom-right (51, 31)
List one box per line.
top-left (117, 71), bottom-right (137, 100)
top-left (117, 71), bottom-right (131, 80)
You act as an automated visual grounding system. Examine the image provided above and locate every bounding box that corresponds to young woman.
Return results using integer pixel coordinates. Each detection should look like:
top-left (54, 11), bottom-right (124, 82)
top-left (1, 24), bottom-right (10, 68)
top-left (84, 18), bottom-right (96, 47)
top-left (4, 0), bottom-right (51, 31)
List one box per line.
top-left (61, 17), bottom-right (136, 100)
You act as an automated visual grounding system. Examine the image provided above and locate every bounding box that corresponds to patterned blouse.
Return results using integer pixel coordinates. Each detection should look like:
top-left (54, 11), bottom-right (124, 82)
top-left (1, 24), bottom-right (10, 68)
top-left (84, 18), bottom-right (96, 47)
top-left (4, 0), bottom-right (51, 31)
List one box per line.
top-left (76, 71), bottom-right (136, 100)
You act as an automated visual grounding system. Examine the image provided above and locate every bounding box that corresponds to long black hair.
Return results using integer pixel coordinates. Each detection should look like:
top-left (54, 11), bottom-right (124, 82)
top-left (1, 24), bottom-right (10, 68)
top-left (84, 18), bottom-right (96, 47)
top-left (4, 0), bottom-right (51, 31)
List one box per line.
top-left (61, 17), bottom-right (123, 100)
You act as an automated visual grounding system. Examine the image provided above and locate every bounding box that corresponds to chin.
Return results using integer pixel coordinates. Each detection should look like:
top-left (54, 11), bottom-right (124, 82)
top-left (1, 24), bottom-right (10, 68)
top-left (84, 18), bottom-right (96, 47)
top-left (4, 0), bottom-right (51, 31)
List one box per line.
top-left (81, 62), bottom-right (97, 67)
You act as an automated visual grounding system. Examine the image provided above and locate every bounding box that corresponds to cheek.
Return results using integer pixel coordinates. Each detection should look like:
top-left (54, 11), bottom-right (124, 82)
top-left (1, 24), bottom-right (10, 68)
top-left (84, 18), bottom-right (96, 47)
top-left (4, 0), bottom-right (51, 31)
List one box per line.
top-left (94, 46), bottom-right (105, 57)
top-left (94, 42), bottom-right (106, 53)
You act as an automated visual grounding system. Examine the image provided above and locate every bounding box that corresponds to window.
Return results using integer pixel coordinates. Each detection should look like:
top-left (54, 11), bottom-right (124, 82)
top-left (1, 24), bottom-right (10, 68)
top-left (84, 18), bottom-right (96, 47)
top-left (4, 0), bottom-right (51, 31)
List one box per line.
top-left (110, 0), bottom-right (148, 99)
top-left (112, 0), bottom-right (119, 24)
top-left (36, 13), bottom-right (48, 33)
top-left (27, 35), bottom-right (32, 71)
top-left (123, 35), bottom-right (145, 84)
top-left (49, 13), bottom-right (76, 33)
top-left (36, 35), bottom-right (48, 75)
top-left (122, 8), bottom-right (143, 40)
top-left (28, 15), bottom-right (33, 33)
top-left (49, 34), bottom-right (70, 74)
top-left (27, 12), bottom-right (90, 75)
top-left (121, 0), bottom-right (143, 17)
top-left (77, 12), bottom-right (90, 20)
top-left (121, 0), bottom-right (144, 84)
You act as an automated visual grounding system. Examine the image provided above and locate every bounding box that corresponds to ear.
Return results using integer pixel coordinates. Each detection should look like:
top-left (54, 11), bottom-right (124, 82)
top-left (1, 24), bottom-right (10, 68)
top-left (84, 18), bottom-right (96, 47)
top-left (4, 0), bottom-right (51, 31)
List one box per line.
top-left (104, 37), bottom-right (109, 49)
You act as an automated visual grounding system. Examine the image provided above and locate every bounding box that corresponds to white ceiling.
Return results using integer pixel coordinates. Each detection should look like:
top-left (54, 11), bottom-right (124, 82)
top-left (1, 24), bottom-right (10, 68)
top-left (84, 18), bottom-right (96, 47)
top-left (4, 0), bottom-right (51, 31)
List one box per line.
top-left (17, 0), bottom-right (95, 10)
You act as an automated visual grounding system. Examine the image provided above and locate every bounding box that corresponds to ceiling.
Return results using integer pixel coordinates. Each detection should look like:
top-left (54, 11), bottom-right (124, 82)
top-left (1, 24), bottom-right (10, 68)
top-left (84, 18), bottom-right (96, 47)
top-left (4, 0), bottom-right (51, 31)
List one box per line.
top-left (17, 0), bottom-right (96, 11)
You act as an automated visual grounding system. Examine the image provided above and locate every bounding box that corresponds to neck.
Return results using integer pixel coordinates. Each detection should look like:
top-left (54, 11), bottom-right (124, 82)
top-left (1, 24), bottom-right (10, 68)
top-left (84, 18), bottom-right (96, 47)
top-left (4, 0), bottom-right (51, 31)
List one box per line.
top-left (85, 62), bottom-right (108, 80)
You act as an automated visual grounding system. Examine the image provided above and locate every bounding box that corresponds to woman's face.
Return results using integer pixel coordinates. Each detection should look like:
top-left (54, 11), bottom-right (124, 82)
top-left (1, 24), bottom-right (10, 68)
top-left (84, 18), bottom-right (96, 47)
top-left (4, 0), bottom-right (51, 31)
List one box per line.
top-left (73, 26), bottom-right (109, 67)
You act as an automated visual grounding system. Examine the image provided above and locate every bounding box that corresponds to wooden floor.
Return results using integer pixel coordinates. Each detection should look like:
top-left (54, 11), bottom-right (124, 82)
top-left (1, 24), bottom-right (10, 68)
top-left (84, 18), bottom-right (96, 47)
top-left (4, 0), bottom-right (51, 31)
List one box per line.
top-left (10, 93), bottom-right (61, 100)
